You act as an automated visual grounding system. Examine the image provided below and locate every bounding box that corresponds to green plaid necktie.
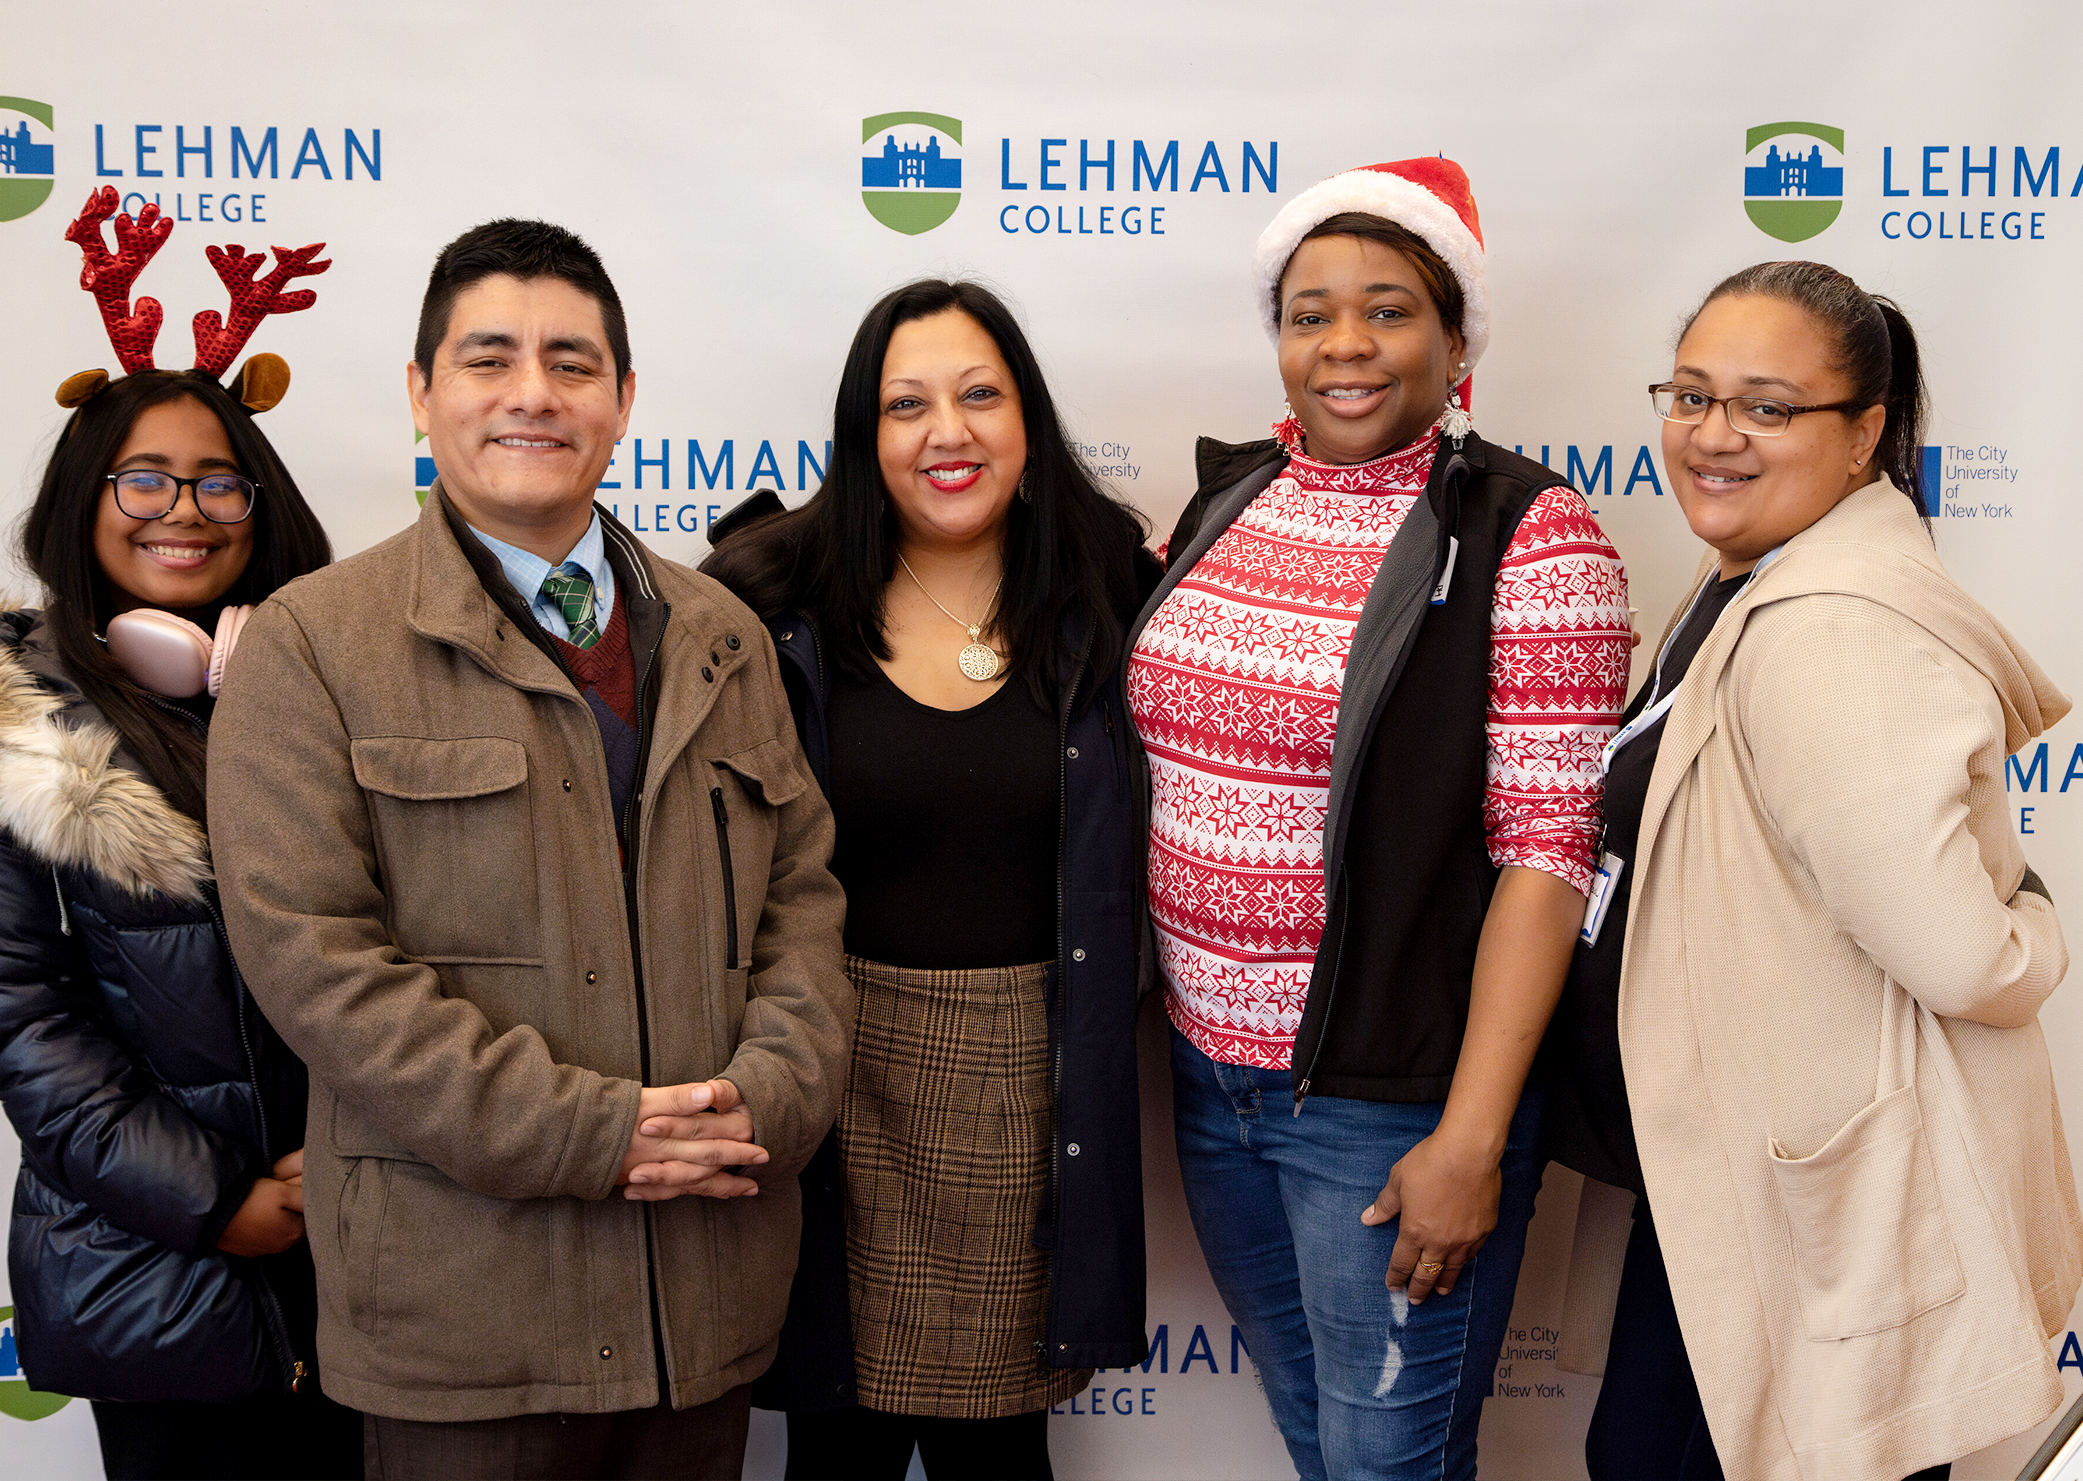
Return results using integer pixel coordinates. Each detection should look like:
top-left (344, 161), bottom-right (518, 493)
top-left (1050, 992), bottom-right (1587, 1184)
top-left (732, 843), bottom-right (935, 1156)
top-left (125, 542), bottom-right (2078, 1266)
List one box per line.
top-left (539, 566), bottom-right (602, 650)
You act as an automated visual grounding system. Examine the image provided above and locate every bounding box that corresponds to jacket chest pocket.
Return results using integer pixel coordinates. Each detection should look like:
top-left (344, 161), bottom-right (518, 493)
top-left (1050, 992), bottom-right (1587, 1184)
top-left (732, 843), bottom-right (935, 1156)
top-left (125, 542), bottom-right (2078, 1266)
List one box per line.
top-left (351, 736), bottom-right (544, 965)
top-left (702, 738), bottom-right (807, 973)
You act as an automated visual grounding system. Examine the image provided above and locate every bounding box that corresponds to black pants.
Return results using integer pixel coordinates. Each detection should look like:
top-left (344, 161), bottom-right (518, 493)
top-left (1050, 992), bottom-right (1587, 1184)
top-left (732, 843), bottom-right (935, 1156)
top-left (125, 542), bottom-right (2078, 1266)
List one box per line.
top-left (92, 1386), bottom-right (363, 1480)
top-left (784, 1405), bottom-right (1052, 1481)
top-left (1587, 1211), bottom-right (1949, 1481)
top-left (363, 1386), bottom-right (751, 1480)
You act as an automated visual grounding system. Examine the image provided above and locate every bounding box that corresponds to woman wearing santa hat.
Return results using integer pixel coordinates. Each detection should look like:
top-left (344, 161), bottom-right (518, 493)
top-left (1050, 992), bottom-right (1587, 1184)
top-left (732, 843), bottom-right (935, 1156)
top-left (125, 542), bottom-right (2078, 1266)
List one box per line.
top-left (1123, 158), bottom-right (1630, 1479)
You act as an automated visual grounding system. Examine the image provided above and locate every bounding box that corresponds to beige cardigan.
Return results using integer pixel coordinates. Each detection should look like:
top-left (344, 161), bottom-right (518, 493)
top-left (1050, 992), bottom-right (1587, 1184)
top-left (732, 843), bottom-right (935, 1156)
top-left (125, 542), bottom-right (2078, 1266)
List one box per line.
top-left (1608, 479), bottom-right (2081, 1480)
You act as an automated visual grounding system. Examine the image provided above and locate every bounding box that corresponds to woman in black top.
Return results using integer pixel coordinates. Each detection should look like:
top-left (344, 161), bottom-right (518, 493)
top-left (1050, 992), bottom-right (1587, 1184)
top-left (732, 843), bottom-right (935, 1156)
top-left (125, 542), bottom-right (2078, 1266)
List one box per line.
top-left (1545, 568), bottom-right (1750, 1198)
top-left (704, 279), bottom-right (1156, 1481)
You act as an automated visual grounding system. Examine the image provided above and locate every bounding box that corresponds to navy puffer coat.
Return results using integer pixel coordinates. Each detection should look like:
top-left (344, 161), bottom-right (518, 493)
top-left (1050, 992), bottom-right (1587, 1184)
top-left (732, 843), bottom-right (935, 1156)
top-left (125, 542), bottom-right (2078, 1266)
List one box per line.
top-left (0, 610), bottom-right (314, 1401)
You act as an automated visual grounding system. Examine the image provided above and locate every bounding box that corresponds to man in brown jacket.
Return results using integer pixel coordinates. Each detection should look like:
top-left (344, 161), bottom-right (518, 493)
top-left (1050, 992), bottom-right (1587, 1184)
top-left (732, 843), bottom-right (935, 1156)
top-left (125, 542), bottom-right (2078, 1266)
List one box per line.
top-left (209, 219), bottom-right (852, 1478)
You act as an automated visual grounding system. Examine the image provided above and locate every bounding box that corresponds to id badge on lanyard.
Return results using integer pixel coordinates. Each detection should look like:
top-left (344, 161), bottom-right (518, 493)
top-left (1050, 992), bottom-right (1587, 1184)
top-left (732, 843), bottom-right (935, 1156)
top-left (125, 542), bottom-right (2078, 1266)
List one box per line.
top-left (1580, 851), bottom-right (1624, 947)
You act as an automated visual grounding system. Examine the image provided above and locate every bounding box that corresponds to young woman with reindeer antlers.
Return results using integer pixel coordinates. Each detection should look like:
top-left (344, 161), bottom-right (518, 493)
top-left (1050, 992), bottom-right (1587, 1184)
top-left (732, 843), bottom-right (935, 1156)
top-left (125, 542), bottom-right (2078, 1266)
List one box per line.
top-left (0, 187), bottom-right (358, 1479)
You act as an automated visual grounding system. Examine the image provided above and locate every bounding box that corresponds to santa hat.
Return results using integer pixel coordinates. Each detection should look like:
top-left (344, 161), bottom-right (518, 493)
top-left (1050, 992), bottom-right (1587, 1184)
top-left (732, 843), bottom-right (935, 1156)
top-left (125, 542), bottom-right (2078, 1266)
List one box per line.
top-left (1252, 157), bottom-right (1487, 384)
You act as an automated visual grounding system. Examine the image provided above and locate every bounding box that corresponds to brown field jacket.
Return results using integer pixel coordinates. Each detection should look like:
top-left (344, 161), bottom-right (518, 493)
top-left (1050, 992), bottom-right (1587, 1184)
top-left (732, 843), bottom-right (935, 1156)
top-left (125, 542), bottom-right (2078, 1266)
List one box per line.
top-left (209, 492), bottom-right (851, 1422)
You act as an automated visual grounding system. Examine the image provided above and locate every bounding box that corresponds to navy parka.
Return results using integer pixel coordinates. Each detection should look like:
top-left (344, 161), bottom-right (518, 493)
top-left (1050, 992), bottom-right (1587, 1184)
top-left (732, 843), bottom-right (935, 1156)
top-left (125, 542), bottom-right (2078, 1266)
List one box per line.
top-left (0, 610), bottom-right (315, 1402)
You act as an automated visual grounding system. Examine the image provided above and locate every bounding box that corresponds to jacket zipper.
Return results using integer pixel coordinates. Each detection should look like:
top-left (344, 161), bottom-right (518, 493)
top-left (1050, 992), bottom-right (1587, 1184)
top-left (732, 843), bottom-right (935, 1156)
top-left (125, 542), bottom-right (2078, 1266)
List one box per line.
top-left (204, 894), bottom-right (270, 1165)
top-left (708, 784), bottom-right (740, 969)
top-left (620, 607), bottom-right (669, 1084)
top-left (1044, 627), bottom-right (1095, 1365)
top-left (141, 693), bottom-right (301, 1389)
top-left (1291, 457), bottom-right (1469, 1116)
top-left (203, 889), bottom-right (302, 1390)
top-left (616, 599), bottom-right (676, 1398)
top-left (142, 691), bottom-right (207, 736)
top-left (1101, 696), bottom-right (1125, 800)
top-left (255, 1280), bottom-right (304, 1392)
top-left (1292, 872), bottom-right (1351, 1117)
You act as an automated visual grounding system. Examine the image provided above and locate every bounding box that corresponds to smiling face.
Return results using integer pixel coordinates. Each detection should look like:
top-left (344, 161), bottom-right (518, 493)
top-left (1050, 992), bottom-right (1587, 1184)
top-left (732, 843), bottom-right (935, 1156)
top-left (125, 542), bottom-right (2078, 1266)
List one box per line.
top-left (1276, 234), bottom-right (1465, 465)
top-left (875, 309), bottom-right (1027, 555)
top-left (408, 273), bottom-right (634, 559)
top-left (93, 395), bottom-right (256, 619)
top-left (1663, 293), bottom-right (1887, 574)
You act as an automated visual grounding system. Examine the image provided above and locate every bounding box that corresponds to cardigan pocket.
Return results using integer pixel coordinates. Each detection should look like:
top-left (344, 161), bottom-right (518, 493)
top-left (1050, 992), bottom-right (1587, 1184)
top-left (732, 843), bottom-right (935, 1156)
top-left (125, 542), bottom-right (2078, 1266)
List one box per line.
top-left (1767, 1084), bottom-right (1965, 1339)
top-left (350, 736), bottom-right (543, 965)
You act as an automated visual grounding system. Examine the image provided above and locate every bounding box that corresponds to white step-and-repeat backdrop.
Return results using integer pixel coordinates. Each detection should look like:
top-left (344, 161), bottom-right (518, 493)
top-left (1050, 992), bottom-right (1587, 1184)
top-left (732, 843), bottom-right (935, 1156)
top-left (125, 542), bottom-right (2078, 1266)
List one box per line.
top-left (3, 3), bottom-right (2080, 1476)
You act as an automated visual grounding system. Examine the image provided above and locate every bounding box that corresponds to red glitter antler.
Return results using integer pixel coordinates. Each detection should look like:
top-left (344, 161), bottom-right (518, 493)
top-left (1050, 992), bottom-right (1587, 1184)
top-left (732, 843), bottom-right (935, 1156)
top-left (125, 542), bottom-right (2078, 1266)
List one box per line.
top-left (191, 242), bottom-right (332, 378)
top-left (63, 186), bottom-right (173, 374)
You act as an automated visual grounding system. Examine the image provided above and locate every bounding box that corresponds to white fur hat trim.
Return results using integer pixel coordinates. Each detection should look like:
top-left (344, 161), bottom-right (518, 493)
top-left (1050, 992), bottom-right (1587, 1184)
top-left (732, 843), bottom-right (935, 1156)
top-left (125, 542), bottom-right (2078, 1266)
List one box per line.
top-left (1253, 167), bottom-right (1488, 378)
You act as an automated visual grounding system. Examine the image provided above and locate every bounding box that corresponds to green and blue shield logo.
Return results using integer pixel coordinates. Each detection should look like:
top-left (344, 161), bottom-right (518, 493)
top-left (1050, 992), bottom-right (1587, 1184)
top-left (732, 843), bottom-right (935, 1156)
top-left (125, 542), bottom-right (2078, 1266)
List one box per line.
top-left (0, 1307), bottom-right (71, 1420)
top-left (0, 97), bottom-right (56, 223)
top-left (861, 112), bottom-right (961, 235)
top-left (1743, 122), bottom-right (1844, 243)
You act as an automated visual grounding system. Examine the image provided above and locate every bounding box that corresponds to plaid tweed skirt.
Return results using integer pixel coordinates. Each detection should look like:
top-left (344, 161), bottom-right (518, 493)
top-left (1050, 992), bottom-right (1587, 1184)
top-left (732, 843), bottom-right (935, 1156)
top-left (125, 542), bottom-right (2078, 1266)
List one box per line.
top-left (838, 955), bottom-right (1092, 1419)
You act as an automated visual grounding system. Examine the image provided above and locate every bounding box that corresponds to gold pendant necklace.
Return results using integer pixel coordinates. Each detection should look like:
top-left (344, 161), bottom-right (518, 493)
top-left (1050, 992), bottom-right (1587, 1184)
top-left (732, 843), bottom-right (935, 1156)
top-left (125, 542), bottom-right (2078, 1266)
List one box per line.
top-left (897, 552), bottom-right (1003, 681)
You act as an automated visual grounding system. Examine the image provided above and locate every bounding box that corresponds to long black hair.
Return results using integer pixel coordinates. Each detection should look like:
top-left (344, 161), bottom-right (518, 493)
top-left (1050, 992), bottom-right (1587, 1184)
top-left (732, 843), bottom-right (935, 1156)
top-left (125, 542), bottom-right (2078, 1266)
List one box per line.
top-left (1683, 261), bottom-right (1928, 512)
top-left (705, 279), bottom-right (1149, 704)
top-left (20, 370), bottom-right (332, 821)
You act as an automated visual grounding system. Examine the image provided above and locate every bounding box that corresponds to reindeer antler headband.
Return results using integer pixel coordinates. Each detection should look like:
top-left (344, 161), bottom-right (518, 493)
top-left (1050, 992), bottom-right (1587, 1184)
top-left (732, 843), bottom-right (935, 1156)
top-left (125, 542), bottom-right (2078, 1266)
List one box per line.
top-left (57, 185), bottom-right (331, 413)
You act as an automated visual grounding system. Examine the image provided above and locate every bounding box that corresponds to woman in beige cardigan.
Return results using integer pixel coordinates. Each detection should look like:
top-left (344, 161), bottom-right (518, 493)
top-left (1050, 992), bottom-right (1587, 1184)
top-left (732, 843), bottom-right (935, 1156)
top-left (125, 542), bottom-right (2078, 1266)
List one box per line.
top-left (1545, 261), bottom-right (2081, 1481)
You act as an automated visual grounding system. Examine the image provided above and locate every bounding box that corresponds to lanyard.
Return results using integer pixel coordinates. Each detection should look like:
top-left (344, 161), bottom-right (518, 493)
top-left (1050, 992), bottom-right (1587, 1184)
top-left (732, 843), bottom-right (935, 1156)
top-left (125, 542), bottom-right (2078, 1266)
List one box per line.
top-left (1598, 547), bottom-right (1780, 777)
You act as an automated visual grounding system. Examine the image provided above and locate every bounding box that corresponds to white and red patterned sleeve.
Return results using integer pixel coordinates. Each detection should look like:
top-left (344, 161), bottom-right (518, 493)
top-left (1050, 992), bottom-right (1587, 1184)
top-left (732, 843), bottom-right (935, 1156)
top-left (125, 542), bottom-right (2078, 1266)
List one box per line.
top-left (1484, 483), bottom-right (1630, 894)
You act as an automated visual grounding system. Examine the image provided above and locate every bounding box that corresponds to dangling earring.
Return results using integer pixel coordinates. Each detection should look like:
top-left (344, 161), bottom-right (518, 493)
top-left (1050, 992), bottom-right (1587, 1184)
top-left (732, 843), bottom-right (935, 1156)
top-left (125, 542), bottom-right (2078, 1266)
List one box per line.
top-left (1438, 375), bottom-right (1474, 444)
top-left (1273, 400), bottom-right (1306, 455)
top-left (1017, 465), bottom-right (1032, 502)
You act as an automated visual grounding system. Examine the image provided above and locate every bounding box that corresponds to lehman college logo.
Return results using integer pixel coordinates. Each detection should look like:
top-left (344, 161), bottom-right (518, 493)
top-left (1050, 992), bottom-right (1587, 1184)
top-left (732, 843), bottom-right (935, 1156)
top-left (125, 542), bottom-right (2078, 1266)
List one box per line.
top-left (0, 97), bottom-right (55, 223)
top-left (0, 1307), bottom-right (70, 1420)
top-left (1743, 122), bottom-right (1844, 243)
top-left (861, 112), bottom-right (961, 235)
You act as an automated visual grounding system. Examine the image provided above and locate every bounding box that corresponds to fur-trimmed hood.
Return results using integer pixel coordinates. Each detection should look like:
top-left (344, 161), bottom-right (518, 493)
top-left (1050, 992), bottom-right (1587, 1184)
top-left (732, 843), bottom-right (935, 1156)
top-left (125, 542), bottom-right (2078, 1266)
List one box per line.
top-left (0, 616), bottom-right (210, 902)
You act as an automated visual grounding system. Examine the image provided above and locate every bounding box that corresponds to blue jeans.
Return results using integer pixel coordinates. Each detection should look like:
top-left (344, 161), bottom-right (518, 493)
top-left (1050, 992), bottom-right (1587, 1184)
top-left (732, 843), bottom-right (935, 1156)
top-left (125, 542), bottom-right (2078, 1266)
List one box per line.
top-left (1170, 1026), bottom-right (1543, 1481)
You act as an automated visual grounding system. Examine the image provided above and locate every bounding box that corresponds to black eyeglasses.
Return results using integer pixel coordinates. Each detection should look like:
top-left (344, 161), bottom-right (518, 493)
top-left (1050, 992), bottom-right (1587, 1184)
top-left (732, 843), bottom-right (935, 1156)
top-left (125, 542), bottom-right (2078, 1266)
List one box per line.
top-left (1649, 383), bottom-right (1868, 438)
top-left (105, 470), bottom-right (259, 524)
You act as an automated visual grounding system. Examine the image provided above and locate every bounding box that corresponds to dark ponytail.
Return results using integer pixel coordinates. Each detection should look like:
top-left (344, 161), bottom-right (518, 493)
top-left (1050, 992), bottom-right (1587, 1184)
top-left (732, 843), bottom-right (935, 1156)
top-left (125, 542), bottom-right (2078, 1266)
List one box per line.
top-left (1870, 297), bottom-right (1928, 513)
top-left (1682, 262), bottom-right (1928, 514)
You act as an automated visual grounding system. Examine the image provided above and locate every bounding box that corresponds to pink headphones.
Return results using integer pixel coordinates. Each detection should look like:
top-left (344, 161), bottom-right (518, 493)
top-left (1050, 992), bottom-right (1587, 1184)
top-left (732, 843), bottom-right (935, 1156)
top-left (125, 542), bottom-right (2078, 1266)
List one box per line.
top-left (104, 605), bottom-right (253, 698)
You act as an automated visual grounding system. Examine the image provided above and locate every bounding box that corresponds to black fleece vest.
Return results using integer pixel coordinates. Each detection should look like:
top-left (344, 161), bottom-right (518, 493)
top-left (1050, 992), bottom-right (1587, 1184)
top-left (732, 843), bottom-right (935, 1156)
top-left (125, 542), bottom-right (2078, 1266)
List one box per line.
top-left (1148, 434), bottom-right (1559, 1105)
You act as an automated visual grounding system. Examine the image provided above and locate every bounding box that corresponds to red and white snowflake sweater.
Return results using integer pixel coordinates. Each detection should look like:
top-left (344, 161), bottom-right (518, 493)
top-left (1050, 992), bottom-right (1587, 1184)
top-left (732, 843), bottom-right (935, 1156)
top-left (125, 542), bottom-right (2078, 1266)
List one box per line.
top-left (1129, 430), bottom-right (1631, 1069)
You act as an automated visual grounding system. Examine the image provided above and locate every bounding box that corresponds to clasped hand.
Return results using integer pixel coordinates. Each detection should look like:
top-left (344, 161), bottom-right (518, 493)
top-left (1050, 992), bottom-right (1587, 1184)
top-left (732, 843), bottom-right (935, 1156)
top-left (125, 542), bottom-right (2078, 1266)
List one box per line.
top-left (1361, 1131), bottom-right (1501, 1305)
top-left (218, 1149), bottom-right (306, 1257)
top-left (618, 1078), bottom-right (767, 1202)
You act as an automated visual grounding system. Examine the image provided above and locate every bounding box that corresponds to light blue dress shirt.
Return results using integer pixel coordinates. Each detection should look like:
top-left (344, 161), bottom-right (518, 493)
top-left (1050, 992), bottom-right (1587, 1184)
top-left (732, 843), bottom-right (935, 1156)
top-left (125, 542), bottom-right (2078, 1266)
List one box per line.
top-left (469, 513), bottom-right (617, 643)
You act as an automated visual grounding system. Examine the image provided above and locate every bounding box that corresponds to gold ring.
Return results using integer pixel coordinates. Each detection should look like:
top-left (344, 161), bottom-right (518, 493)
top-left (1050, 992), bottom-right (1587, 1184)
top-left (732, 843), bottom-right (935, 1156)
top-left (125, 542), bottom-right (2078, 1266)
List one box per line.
top-left (1418, 1260), bottom-right (1444, 1275)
